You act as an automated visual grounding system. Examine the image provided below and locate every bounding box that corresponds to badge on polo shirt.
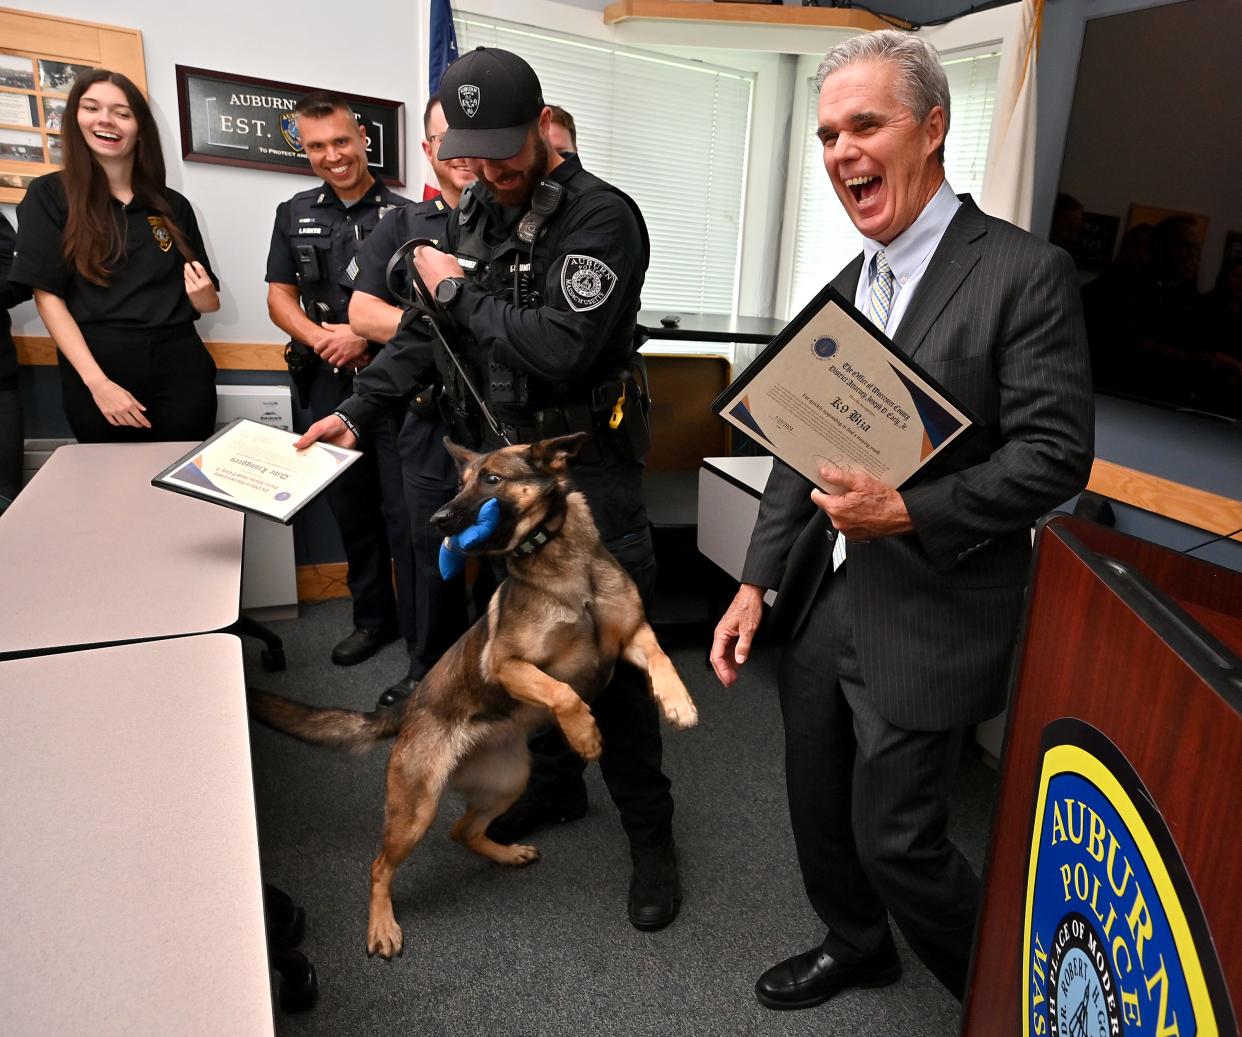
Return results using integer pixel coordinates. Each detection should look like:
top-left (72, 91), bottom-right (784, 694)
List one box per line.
top-left (148, 216), bottom-right (173, 253)
top-left (561, 254), bottom-right (617, 312)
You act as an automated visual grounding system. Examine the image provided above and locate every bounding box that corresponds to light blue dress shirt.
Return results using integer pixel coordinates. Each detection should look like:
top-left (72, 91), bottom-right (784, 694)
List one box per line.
top-left (853, 179), bottom-right (962, 336)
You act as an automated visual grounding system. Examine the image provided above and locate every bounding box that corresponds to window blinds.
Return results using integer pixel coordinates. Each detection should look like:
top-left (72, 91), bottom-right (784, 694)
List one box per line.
top-left (454, 16), bottom-right (754, 315)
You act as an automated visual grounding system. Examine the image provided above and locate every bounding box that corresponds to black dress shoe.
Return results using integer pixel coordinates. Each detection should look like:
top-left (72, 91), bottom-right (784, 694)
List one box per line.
top-left (484, 783), bottom-right (588, 844)
top-left (755, 930), bottom-right (901, 1010)
top-left (628, 837), bottom-right (680, 931)
top-left (331, 625), bottom-right (398, 666)
top-left (375, 677), bottom-right (418, 711)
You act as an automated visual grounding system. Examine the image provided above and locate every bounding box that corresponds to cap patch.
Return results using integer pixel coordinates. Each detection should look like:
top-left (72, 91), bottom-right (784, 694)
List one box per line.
top-left (458, 84), bottom-right (481, 119)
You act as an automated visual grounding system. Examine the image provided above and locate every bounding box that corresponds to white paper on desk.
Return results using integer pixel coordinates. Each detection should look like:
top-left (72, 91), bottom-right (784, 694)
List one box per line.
top-left (713, 285), bottom-right (975, 492)
top-left (152, 418), bottom-right (361, 523)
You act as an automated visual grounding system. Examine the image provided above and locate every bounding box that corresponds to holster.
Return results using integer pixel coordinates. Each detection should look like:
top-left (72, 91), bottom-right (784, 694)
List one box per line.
top-left (570, 361), bottom-right (650, 464)
top-left (283, 341), bottom-right (319, 410)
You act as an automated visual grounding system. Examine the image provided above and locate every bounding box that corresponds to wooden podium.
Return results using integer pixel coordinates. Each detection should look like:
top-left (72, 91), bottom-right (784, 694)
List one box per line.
top-left (962, 516), bottom-right (1242, 1036)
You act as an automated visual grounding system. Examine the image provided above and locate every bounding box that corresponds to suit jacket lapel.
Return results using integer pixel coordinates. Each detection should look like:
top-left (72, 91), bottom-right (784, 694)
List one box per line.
top-left (892, 195), bottom-right (987, 362)
top-left (832, 255), bottom-right (863, 297)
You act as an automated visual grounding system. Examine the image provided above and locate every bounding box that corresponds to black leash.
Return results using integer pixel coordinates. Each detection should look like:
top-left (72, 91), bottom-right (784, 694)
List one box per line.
top-left (385, 237), bottom-right (512, 447)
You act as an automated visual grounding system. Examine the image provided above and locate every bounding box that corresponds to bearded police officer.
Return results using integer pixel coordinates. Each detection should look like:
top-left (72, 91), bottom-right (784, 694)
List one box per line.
top-left (297, 48), bottom-right (680, 932)
top-left (344, 96), bottom-right (476, 710)
top-left (266, 91), bottom-right (418, 704)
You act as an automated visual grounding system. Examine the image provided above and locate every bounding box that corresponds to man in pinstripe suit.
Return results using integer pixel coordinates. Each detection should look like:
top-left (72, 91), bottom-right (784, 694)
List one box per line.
top-left (711, 31), bottom-right (1094, 1010)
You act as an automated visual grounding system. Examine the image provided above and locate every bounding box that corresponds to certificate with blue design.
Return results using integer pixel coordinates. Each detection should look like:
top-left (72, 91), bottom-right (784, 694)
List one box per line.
top-left (152, 418), bottom-right (361, 523)
top-left (712, 283), bottom-right (976, 493)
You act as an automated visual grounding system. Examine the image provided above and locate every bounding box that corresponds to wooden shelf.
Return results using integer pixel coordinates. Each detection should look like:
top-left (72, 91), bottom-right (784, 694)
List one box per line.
top-left (603, 0), bottom-right (901, 31)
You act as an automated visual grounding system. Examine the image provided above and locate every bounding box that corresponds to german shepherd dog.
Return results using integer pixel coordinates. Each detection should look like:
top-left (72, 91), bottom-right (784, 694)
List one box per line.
top-left (250, 433), bottom-right (698, 959)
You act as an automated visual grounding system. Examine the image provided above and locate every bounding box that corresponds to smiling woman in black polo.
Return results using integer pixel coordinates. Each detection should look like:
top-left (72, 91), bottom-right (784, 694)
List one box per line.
top-left (11, 68), bottom-right (220, 443)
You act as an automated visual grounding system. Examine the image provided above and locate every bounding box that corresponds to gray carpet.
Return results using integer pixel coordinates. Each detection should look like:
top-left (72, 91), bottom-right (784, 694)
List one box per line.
top-left (243, 598), bottom-right (997, 1036)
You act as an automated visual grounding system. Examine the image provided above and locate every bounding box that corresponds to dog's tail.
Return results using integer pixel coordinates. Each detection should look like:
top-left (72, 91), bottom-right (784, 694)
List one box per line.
top-left (248, 688), bottom-right (405, 752)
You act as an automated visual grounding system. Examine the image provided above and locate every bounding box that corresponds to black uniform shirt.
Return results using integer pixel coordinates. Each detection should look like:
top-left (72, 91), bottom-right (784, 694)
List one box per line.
top-left (265, 178), bottom-right (409, 327)
top-left (1, 213), bottom-right (33, 387)
top-left (341, 154), bottom-right (647, 425)
top-left (10, 173), bottom-right (218, 330)
top-left (345, 195), bottom-right (450, 306)
top-left (446, 153), bottom-right (647, 386)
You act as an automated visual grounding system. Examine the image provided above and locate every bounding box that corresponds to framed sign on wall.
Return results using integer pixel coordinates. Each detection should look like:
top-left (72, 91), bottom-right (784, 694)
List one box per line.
top-left (174, 66), bottom-right (405, 185)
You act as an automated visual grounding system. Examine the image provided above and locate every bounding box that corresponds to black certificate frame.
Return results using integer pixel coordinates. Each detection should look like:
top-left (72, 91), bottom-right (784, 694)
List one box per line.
top-left (712, 282), bottom-right (981, 490)
top-left (174, 65), bottom-right (405, 185)
top-left (151, 418), bottom-right (361, 526)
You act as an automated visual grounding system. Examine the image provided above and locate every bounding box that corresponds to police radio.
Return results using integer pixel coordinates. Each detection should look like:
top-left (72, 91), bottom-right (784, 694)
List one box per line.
top-left (293, 243), bottom-right (323, 284)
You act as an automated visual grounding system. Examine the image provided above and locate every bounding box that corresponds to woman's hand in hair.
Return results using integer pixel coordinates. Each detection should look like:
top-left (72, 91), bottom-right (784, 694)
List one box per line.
top-left (184, 261), bottom-right (219, 313)
top-left (90, 378), bottom-right (151, 429)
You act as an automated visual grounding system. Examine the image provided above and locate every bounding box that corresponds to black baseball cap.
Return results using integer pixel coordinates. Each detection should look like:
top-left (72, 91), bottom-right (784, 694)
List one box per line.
top-left (438, 47), bottom-right (545, 161)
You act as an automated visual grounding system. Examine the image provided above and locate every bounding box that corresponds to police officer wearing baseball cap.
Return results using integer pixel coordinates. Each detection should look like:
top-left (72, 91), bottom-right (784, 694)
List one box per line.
top-left (297, 46), bottom-right (680, 932)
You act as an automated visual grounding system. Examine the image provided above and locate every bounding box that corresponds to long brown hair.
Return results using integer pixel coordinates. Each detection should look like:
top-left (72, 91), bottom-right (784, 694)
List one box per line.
top-left (60, 69), bottom-right (195, 285)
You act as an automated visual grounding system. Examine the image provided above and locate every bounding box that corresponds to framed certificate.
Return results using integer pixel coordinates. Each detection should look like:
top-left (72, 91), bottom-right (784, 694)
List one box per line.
top-left (152, 418), bottom-right (361, 524)
top-left (713, 283), bottom-right (978, 493)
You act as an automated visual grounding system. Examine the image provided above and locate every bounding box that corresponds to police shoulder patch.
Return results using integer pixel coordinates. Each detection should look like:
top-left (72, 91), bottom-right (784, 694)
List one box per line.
top-left (560, 254), bottom-right (617, 313)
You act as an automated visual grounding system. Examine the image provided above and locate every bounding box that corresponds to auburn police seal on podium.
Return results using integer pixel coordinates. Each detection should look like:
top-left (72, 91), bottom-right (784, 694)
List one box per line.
top-left (1023, 719), bottom-right (1233, 1036)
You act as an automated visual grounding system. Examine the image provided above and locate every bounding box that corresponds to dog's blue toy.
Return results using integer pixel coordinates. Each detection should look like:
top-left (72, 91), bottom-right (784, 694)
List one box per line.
top-left (438, 497), bottom-right (500, 580)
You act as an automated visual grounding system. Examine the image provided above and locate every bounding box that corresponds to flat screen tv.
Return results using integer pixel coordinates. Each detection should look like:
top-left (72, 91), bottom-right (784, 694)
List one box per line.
top-left (1053, 0), bottom-right (1240, 424)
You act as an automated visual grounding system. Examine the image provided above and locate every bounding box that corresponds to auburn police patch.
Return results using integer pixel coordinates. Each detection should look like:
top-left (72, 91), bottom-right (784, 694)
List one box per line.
top-left (147, 216), bottom-right (173, 253)
top-left (561, 254), bottom-right (616, 312)
top-left (1023, 719), bottom-right (1233, 1037)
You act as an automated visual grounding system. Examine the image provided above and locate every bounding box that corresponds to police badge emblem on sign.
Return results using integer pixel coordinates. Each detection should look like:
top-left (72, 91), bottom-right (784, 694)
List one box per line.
top-left (561, 254), bottom-right (617, 312)
top-left (1023, 718), bottom-right (1233, 1037)
top-left (280, 113), bottom-right (302, 152)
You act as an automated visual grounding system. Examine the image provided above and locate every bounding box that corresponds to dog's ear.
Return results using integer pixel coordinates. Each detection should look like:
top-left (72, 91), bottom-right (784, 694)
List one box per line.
top-left (529, 431), bottom-right (589, 473)
top-left (443, 436), bottom-right (480, 473)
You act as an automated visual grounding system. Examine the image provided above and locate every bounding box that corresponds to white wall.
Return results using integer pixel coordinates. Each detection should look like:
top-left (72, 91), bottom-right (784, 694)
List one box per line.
top-left (1057, 0), bottom-right (1241, 289)
top-left (5, 0), bottom-right (425, 342)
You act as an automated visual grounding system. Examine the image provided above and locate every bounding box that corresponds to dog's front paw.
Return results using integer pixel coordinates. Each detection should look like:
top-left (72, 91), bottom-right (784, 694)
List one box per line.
top-left (367, 917), bottom-right (404, 959)
top-left (561, 713), bottom-right (603, 760)
top-left (498, 843), bottom-right (541, 866)
top-left (661, 694), bottom-right (699, 730)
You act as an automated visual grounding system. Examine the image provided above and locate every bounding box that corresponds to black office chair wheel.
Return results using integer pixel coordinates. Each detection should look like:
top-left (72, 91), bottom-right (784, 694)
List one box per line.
top-left (271, 943), bottom-right (319, 1013)
top-left (264, 885), bottom-right (305, 947)
top-left (260, 646), bottom-right (287, 672)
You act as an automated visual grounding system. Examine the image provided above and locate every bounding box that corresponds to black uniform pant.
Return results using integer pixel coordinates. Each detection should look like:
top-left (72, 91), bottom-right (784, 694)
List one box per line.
top-left (0, 378), bottom-right (21, 503)
top-left (58, 324), bottom-right (217, 443)
top-left (397, 410), bottom-right (469, 679)
top-left (777, 570), bottom-right (978, 1000)
top-left (306, 364), bottom-right (415, 661)
top-left (520, 524), bottom-right (674, 850)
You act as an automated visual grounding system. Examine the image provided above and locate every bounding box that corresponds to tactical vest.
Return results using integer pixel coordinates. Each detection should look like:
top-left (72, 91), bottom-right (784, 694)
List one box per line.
top-left (286, 187), bottom-right (399, 324)
top-left (441, 169), bottom-right (651, 457)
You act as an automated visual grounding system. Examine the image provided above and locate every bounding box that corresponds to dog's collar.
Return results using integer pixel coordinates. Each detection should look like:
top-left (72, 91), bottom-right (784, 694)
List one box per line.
top-left (510, 525), bottom-right (557, 559)
top-left (509, 492), bottom-right (568, 560)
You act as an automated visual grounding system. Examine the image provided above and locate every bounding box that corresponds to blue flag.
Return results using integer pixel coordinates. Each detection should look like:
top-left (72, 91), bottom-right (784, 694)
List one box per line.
top-left (428, 0), bottom-right (459, 95)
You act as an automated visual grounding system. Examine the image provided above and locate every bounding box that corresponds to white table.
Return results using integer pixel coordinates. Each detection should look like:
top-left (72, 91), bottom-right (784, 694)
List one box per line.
top-left (0, 635), bottom-right (273, 1035)
top-left (697, 456), bottom-right (775, 603)
top-left (0, 443), bottom-right (244, 657)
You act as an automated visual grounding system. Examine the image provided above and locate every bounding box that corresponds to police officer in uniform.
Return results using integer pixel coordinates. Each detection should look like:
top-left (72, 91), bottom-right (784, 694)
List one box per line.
top-left (266, 91), bottom-right (417, 702)
top-left (345, 96), bottom-right (476, 709)
top-left (297, 49), bottom-right (680, 931)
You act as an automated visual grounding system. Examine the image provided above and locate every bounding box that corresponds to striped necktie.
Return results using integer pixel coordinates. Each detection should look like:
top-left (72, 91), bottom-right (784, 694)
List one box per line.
top-left (833, 249), bottom-right (895, 572)
top-left (866, 249), bottom-right (895, 332)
